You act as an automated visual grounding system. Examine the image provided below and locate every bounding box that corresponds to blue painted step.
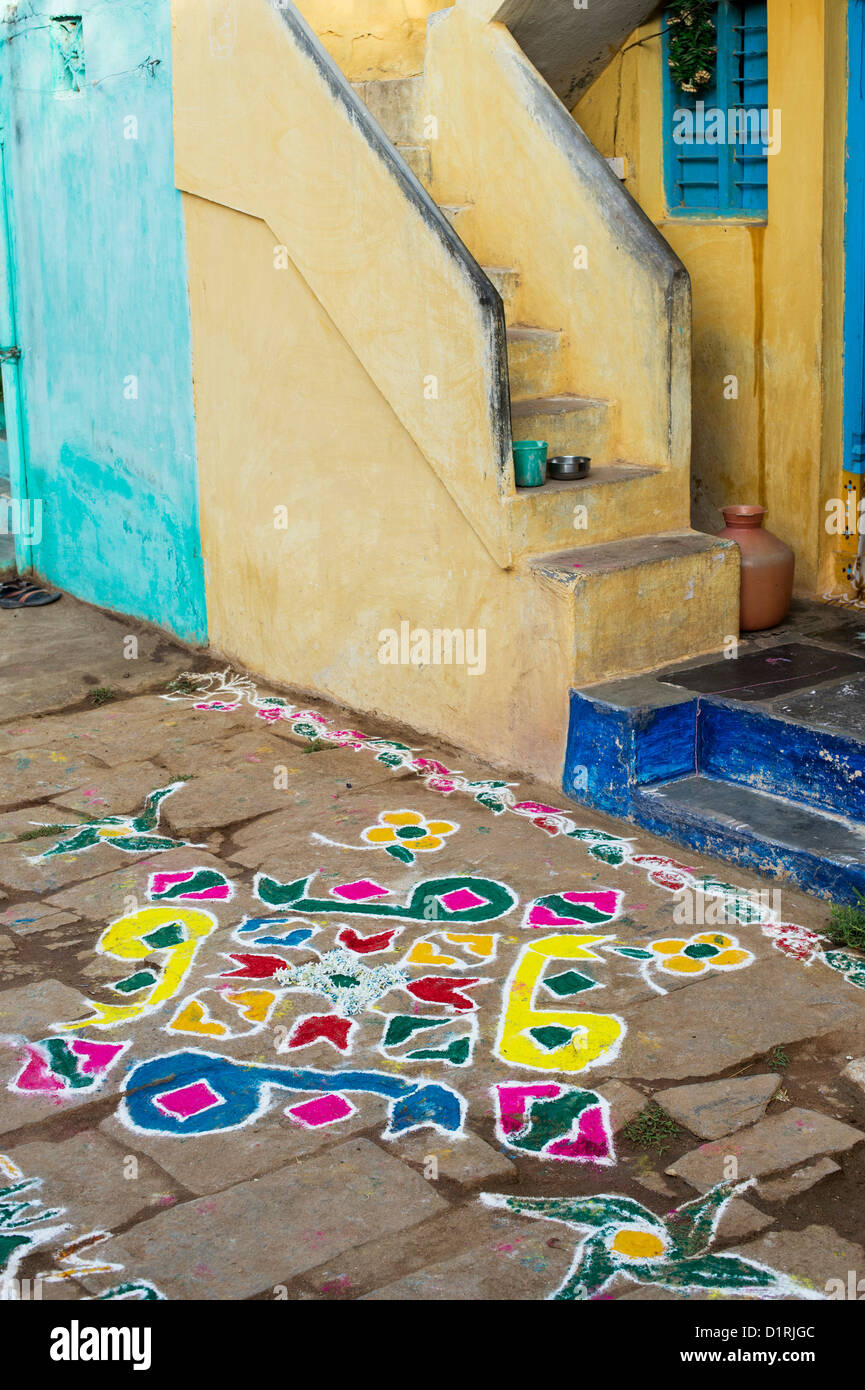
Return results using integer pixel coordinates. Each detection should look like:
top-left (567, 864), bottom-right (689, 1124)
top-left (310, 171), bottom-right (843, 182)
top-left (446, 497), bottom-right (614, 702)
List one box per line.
top-left (564, 682), bottom-right (865, 902)
top-left (699, 699), bottom-right (865, 821)
top-left (635, 774), bottom-right (865, 903)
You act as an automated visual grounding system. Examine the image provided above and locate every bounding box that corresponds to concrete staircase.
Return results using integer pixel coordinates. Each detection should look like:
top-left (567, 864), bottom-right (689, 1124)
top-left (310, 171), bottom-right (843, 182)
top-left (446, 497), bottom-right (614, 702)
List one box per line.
top-left (353, 69), bottom-right (737, 684)
top-left (356, 74), bottom-right (619, 471)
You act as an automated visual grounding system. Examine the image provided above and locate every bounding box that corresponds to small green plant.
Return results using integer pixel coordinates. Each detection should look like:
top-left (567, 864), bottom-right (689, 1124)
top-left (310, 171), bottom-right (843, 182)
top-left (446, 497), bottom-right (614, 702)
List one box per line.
top-left (301, 739), bottom-right (328, 754)
top-left (825, 892), bottom-right (865, 953)
top-left (90, 687), bottom-right (116, 706)
top-left (623, 1104), bottom-right (680, 1155)
top-left (165, 675), bottom-right (199, 695)
top-left (17, 823), bottom-right (68, 842)
top-left (767, 1046), bottom-right (790, 1073)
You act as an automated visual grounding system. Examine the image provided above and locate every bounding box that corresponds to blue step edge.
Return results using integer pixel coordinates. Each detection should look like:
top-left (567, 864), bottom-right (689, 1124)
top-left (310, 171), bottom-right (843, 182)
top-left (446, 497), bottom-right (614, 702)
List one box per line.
top-left (564, 686), bottom-right (865, 904)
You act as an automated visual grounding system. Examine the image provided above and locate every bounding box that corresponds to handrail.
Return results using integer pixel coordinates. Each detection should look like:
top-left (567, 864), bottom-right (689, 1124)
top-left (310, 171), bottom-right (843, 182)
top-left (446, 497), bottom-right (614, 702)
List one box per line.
top-left (172, 0), bottom-right (513, 565)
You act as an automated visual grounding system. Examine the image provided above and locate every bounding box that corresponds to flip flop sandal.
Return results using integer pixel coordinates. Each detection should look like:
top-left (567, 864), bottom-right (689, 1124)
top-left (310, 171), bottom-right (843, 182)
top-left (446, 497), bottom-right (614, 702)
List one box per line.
top-left (0, 582), bottom-right (62, 609)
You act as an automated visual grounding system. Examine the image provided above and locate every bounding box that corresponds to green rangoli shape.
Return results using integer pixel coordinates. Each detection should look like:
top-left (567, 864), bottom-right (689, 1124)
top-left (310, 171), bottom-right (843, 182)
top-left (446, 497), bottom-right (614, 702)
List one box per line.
top-left (528, 1024), bottom-right (577, 1052)
top-left (254, 871), bottom-right (517, 925)
top-left (407, 1036), bottom-right (472, 1066)
top-left (480, 1180), bottom-right (819, 1302)
top-left (112, 970), bottom-right (158, 995)
top-left (382, 1015), bottom-right (450, 1047)
top-left (544, 969), bottom-right (598, 997)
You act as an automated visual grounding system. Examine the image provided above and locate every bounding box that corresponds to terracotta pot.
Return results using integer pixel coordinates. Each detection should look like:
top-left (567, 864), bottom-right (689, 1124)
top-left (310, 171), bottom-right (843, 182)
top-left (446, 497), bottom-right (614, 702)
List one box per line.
top-left (719, 505), bottom-right (794, 631)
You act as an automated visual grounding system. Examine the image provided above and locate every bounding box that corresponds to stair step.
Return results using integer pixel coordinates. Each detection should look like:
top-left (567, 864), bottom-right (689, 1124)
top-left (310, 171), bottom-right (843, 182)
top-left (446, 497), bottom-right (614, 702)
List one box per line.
top-left (507, 462), bottom-right (677, 558)
top-left (396, 143), bottom-right (432, 187)
top-left (635, 774), bottom-right (865, 903)
top-left (527, 531), bottom-right (739, 687)
top-left (511, 393), bottom-right (613, 460)
top-left (352, 76), bottom-right (425, 145)
top-left (437, 203), bottom-right (474, 238)
top-left (697, 696), bottom-right (865, 823)
top-left (506, 325), bottom-right (563, 399)
top-left (482, 266), bottom-right (521, 321)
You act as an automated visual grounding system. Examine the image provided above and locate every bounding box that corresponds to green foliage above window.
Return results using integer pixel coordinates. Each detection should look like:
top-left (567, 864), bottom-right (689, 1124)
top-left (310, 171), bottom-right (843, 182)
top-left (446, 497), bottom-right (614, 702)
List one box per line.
top-left (666, 0), bottom-right (717, 94)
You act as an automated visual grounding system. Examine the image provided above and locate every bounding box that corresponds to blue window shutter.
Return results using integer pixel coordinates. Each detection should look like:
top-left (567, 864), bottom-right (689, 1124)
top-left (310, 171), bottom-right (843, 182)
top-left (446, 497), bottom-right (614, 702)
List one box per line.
top-left (663, 0), bottom-right (768, 218)
top-left (731, 2), bottom-right (769, 211)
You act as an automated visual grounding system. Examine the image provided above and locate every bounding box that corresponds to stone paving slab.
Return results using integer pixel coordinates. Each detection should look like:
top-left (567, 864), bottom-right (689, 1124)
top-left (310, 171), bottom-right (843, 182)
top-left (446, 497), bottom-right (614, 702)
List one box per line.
top-left (50, 761), bottom-right (174, 818)
top-left (0, 806), bottom-right (87, 843)
top-left (758, 1156), bottom-right (841, 1202)
top-left (0, 595), bottom-right (194, 719)
top-left (0, 697), bottom-right (251, 764)
top-left (161, 766), bottom-right (315, 837)
top-left (2, 616), bottom-right (865, 1303)
top-left (654, 1074), bottom-right (780, 1139)
top-left (0, 977), bottom-right (88, 1040)
top-left (98, 1097), bottom-right (387, 1197)
top-left (4, 1131), bottom-right (183, 1233)
top-left (360, 1235), bottom-right (569, 1300)
top-left (616, 961), bottom-right (860, 1080)
top-left (668, 1107), bottom-right (865, 1191)
top-left (79, 1138), bottom-right (448, 1300)
top-left (733, 1225), bottom-right (865, 1298)
top-left (0, 747), bottom-right (106, 810)
top-left (0, 838), bottom-right (155, 896)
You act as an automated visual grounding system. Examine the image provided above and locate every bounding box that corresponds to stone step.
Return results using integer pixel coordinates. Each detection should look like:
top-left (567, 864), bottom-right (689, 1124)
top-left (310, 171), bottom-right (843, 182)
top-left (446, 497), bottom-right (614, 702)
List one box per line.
top-left (396, 143), bottom-right (432, 187)
top-left (505, 461), bottom-right (681, 559)
top-left (527, 530), bottom-right (738, 688)
top-left (352, 76), bottom-right (425, 145)
top-left (636, 773), bottom-right (865, 903)
top-left (694, 692), bottom-right (865, 825)
top-left (506, 325), bottom-right (564, 400)
top-left (482, 266), bottom-right (521, 322)
top-left (511, 393), bottom-right (613, 461)
top-left (437, 202), bottom-right (475, 239)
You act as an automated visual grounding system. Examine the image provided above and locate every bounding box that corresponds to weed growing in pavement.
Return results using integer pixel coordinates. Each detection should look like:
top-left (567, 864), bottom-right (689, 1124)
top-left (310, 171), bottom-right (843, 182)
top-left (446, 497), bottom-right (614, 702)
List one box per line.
top-left (165, 675), bottom-right (199, 695)
top-left (623, 1104), bottom-right (680, 1156)
top-left (825, 893), bottom-right (865, 953)
top-left (767, 1046), bottom-right (790, 1072)
top-left (90, 687), bottom-right (117, 706)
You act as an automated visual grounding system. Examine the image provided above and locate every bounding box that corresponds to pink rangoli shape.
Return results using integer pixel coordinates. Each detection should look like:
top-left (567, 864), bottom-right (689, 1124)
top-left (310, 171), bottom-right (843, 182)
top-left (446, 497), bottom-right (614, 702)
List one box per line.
top-left (155, 1079), bottom-right (224, 1121)
top-left (331, 879), bottom-right (390, 901)
top-left (287, 1093), bottom-right (355, 1128)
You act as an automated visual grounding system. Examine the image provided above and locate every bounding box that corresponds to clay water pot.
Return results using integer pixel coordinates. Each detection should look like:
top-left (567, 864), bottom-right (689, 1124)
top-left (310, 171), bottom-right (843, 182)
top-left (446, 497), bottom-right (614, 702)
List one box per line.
top-left (719, 505), bottom-right (794, 631)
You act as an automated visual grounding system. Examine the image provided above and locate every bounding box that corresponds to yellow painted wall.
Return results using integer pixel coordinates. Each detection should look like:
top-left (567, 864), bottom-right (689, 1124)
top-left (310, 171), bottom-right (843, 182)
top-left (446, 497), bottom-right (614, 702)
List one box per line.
top-left (575, 0), bottom-right (845, 596)
top-left (173, 0), bottom-right (511, 569)
top-left (175, 0), bottom-right (737, 788)
top-left (294, 0), bottom-right (451, 78)
top-left (183, 195), bottom-right (576, 783)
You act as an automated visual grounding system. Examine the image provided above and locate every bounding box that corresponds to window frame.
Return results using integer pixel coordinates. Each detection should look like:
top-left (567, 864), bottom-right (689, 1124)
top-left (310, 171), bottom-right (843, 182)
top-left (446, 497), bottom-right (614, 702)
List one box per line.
top-left (661, 0), bottom-right (769, 223)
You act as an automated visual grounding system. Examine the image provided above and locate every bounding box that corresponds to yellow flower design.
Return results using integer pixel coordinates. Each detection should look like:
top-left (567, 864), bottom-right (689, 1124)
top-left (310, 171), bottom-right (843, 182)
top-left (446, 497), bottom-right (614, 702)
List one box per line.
top-left (361, 810), bottom-right (458, 863)
top-left (650, 932), bottom-right (753, 976)
top-left (611, 1229), bottom-right (667, 1260)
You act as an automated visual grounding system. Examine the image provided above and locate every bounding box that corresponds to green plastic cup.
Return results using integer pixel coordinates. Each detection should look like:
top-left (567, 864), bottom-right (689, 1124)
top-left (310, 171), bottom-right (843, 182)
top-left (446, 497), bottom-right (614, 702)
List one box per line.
top-left (513, 439), bottom-right (548, 487)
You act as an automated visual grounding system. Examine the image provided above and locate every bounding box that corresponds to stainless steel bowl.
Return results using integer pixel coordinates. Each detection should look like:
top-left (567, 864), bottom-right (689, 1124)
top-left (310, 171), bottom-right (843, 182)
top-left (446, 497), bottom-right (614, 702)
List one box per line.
top-left (547, 455), bottom-right (591, 480)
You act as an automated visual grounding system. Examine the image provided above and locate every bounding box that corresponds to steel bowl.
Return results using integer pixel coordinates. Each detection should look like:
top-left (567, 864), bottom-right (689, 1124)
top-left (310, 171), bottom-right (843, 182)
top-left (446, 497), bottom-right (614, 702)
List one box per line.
top-left (547, 454), bottom-right (591, 480)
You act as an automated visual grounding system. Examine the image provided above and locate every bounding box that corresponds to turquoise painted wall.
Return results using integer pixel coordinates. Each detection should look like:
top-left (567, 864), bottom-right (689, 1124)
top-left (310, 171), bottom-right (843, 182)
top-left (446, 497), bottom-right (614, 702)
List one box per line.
top-left (0, 0), bottom-right (207, 643)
